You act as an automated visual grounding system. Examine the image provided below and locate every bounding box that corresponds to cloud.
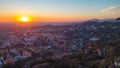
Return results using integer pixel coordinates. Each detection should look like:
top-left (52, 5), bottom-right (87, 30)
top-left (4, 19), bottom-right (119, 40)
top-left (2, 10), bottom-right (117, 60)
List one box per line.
top-left (102, 6), bottom-right (120, 14)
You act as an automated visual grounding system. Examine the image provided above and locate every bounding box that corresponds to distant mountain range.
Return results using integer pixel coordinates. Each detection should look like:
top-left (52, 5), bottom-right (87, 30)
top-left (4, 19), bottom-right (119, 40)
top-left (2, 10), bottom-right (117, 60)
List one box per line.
top-left (83, 18), bottom-right (116, 23)
top-left (0, 17), bottom-right (119, 28)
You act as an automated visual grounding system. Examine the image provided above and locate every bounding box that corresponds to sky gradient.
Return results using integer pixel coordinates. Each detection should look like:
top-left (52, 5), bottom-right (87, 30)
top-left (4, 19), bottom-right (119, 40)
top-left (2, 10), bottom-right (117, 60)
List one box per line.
top-left (0, 0), bottom-right (120, 22)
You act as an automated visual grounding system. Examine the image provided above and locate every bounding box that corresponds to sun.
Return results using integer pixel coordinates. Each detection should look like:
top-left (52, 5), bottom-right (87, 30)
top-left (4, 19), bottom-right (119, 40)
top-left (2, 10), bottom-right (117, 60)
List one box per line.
top-left (15, 15), bottom-right (33, 24)
top-left (21, 16), bottom-right (29, 22)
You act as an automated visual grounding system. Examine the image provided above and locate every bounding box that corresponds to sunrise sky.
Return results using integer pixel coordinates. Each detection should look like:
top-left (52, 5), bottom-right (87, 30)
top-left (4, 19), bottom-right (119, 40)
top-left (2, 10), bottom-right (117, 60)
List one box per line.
top-left (0, 0), bottom-right (120, 22)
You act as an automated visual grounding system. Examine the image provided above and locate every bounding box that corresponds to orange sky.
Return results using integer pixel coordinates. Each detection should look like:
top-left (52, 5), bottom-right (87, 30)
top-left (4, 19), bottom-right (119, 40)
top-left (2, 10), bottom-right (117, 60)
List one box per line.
top-left (0, 12), bottom-right (119, 23)
top-left (0, 0), bottom-right (120, 23)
